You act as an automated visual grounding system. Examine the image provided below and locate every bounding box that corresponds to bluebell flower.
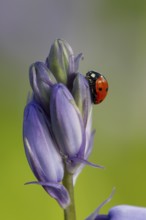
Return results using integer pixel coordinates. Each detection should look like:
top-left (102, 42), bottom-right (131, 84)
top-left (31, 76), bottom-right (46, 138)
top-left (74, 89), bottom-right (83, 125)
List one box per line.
top-left (23, 39), bottom-right (101, 207)
top-left (29, 39), bottom-right (101, 173)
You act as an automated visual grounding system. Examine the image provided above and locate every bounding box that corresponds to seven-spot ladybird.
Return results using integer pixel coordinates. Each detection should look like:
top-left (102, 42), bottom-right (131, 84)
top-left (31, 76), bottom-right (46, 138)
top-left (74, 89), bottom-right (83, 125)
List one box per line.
top-left (86, 71), bottom-right (108, 104)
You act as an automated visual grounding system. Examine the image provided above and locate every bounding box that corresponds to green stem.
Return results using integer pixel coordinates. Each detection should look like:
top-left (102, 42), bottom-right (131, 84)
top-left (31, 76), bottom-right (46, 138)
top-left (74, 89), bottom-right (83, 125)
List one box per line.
top-left (63, 168), bottom-right (76, 220)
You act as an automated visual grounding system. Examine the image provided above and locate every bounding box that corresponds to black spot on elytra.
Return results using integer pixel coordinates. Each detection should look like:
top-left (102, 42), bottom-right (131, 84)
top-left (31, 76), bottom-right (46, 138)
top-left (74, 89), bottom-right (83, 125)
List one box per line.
top-left (98, 88), bottom-right (102, 91)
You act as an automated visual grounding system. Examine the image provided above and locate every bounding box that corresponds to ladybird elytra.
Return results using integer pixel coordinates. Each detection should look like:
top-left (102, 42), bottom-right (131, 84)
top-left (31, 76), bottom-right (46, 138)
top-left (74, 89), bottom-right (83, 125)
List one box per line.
top-left (86, 71), bottom-right (108, 104)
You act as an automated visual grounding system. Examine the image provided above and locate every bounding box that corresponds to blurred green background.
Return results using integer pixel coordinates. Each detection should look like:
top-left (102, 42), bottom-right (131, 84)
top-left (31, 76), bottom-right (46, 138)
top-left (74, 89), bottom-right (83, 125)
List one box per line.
top-left (1, 0), bottom-right (146, 219)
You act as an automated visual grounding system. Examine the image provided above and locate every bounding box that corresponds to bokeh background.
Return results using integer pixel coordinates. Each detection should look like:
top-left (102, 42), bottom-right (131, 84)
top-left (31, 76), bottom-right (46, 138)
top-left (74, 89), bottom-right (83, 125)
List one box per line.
top-left (1, 0), bottom-right (146, 219)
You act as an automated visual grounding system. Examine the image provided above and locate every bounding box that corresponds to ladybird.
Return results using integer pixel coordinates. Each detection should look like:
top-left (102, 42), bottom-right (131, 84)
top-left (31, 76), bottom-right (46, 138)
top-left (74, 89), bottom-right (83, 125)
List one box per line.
top-left (86, 71), bottom-right (108, 104)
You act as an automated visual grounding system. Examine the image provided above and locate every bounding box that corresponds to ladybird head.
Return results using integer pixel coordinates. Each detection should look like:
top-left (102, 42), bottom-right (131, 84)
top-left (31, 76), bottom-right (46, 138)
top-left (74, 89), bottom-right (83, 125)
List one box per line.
top-left (86, 71), bottom-right (101, 81)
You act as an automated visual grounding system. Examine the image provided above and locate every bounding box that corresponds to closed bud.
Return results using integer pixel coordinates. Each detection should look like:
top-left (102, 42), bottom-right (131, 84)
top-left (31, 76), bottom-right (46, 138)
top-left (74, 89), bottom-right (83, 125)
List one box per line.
top-left (46, 39), bottom-right (73, 84)
top-left (29, 62), bottom-right (56, 113)
top-left (50, 83), bottom-right (84, 159)
top-left (72, 73), bottom-right (92, 126)
top-left (23, 100), bottom-right (70, 208)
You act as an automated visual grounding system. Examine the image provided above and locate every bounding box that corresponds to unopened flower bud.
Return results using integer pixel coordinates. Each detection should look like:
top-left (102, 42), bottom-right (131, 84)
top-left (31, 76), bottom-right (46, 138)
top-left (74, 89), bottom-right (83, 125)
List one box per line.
top-left (46, 39), bottom-right (73, 84)
top-left (29, 62), bottom-right (56, 113)
top-left (50, 83), bottom-right (84, 158)
top-left (23, 100), bottom-right (70, 208)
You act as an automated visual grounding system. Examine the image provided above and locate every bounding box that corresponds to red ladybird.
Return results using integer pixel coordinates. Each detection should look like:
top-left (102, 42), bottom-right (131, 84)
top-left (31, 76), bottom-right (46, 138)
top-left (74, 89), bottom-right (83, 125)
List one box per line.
top-left (86, 71), bottom-right (108, 104)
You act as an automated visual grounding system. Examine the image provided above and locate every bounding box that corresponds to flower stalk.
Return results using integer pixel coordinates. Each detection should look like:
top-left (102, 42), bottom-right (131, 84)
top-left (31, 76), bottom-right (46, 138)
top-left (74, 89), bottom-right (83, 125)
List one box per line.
top-left (63, 165), bottom-right (76, 220)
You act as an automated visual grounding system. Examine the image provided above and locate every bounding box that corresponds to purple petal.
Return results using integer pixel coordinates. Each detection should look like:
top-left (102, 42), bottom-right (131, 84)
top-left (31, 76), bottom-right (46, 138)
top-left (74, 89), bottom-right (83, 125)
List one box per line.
top-left (29, 61), bottom-right (56, 87)
top-left (71, 73), bottom-right (95, 182)
top-left (25, 181), bottom-right (70, 209)
top-left (85, 130), bottom-right (95, 158)
top-left (50, 83), bottom-right (84, 158)
top-left (29, 62), bottom-right (56, 112)
top-left (73, 128), bottom-right (95, 184)
top-left (73, 112), bottom-right (94, 182)
top-left (108, 205), bottom-right (146, 220)
top-left (95, 205), bottom-right (146, 220)
top-left (23, 101), bottom-right (64, 183)
top-left (68, 53), bottom-right (83, 75)
top-left (72, 73), bottom-right (92, 126)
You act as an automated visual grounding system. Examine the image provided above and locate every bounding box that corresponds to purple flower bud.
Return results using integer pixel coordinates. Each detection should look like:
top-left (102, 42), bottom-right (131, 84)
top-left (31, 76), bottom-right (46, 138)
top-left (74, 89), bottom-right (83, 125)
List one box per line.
top-left (72, 73), bottom-right (96, 182)
top-left (29, 62), bottom-right (56, 113)
top-left (72, 73), bottom-right (94, 161)
top-left (50, 83), bottom-right (85, 159)
top-left (23, 100), bottom-right (70, 208)
top-left (72, 73), bottom-right (92, 126)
